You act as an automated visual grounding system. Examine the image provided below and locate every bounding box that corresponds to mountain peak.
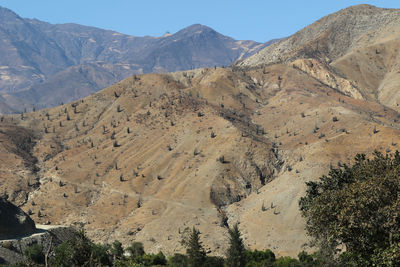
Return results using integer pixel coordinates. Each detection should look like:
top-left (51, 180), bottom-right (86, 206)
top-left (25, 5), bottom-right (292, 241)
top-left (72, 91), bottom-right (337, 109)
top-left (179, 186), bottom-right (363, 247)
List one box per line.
top-left (239, 3), bottom-right (400, 68)
top-left (175, 24), bottom-right (218, 36)
top-left (335, 4), bottom-right (385, 15)
top-left (0, 5), bottom-right (21, 21)
top-left (184, 23), bottom-right (213, 30)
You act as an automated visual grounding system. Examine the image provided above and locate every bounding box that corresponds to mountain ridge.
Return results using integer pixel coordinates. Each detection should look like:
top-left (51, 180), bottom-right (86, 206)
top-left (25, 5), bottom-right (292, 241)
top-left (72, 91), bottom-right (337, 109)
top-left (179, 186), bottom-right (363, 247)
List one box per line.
top-left (0, 6), bottom-right (277, 113)
top-left (238, 4), bottom-right (400, 67)
top-left (2, 3), bottom-right (400, 258)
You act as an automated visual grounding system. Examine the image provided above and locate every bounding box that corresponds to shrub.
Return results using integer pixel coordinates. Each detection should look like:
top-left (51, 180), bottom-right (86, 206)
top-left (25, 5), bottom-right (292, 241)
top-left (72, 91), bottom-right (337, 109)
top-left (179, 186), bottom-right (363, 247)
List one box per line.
top-left (168, 253), bottom-right (188, 267)
top-left (126, 242), bottom-right (145, 258)
top-left (203, 256), bottom-right (224, 267)
top-left (275, 256), bottom-right (301, 267)
top-left (24, 244), bottom-right (44, 264)
top-left (91, 243), bottom-right (112, 266)
top-left (245, 249), bottom-right (275, 266)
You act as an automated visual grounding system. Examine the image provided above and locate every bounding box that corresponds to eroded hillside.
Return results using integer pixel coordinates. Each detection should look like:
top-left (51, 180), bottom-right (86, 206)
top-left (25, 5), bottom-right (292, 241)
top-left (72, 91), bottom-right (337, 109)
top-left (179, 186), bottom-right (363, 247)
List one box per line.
top-left (1, 61), bottom-right (399, 256)
top-left (239, 5), bottom-right (400, 110)
top-left (2, 4), bottom-right (400, 257)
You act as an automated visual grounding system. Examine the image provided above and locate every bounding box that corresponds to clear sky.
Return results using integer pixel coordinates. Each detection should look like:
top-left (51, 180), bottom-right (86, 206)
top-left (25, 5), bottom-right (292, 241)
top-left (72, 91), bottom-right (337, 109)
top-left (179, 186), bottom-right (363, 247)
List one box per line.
top-left (1, 0), bottom-right (400, 42)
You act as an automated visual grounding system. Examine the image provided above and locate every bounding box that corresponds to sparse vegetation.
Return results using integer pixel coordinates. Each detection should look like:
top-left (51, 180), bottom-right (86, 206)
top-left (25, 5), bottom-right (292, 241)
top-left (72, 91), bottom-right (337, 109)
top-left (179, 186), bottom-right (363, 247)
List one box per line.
top-left (13, 225), bottom-right (320, 267)
top-left (218, 155), bottom-right (227, 164)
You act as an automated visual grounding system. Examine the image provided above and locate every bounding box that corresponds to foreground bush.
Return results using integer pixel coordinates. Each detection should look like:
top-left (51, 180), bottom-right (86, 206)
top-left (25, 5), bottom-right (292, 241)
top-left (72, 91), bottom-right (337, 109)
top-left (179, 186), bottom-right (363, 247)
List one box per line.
top-left (299, 151), bottom-right (400, 266)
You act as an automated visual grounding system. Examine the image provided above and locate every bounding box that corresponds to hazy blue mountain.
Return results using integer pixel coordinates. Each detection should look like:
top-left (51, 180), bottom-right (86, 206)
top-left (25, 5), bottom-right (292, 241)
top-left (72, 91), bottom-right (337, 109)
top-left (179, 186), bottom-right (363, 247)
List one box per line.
top-left (0, 6), bottom-right (278, 112)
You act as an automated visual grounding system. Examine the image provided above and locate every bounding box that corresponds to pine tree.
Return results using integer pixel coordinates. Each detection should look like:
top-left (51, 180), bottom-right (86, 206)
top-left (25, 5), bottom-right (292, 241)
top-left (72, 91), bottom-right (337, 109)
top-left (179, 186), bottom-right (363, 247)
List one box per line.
top-left (226, 224), bottom-right (246, 267)
top-left (186, 227), bottom-right (206, 267)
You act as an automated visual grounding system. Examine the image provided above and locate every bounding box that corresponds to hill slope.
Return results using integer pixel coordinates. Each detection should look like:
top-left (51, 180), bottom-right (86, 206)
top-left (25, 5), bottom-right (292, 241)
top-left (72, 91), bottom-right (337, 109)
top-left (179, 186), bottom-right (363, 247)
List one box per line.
top-left (1, 4), bottom-right (400, 257)
top-left (238, 4), bottom-right (400, 108)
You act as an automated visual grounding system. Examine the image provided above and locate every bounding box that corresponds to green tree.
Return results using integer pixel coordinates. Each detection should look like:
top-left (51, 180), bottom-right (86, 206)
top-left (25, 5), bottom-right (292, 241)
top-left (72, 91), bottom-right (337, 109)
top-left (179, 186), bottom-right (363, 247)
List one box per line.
top-left (274, 256), bottom-right (301, 267)
top-left (226, 224), bottom-right (246, 267)
top-left (150, 251), bottom-right (167, 265)
top-left (126, 241), bottom-right (145, 259)
top-left (299, 151), bottom-right (400, 265)
top-left (91, 243), bottom-right (112, 266)
top-left (244, 249), bottom-right (275, 266)
top-left (203, 256), bottom-right (224, 267)
top-left (186, 227), bottom-right (206, 267)
top-left (52, 229), bottom-right (93, 267)
top-left (168, 253), bottom-right (188, 267)
top-left (24, 244), bottom-right (44, 265)
top-left (110, 240), bottom-right (124, 260)
top-left (371, 242), bottom-right (400, 267)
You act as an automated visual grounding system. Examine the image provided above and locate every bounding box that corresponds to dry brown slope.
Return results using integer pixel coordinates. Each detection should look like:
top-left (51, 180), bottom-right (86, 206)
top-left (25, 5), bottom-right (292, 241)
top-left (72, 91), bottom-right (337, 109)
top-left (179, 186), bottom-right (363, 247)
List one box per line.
top-left (4, 4), bottom-right (400, 256)
top-left (10, 69), bottom-right (282, 255)
top-left (239, 4), bottom-right (400, 112)
top-left (1, 60), bottom-right (399, 257)
top-left (226, 64), bottom-right (400, 253)
top-left (0, 122), bottom-right (39, 206)
top-left (239, 5), bottom-right (400, 67)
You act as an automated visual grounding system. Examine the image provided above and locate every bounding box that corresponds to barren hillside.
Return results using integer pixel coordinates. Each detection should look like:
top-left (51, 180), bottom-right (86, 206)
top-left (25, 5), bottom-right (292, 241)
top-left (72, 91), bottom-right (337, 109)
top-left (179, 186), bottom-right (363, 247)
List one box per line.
top-left (239, 5), bottom-right (400, 109)
top-left (1, 4), bottom-right (400, 257)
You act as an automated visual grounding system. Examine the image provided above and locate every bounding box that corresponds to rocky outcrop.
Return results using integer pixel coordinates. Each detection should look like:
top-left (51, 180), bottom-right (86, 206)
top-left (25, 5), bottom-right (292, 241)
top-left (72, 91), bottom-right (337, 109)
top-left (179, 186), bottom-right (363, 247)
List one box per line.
top-left (0, 198), bottom-right (36, 240)
top-left (292, 58), bottom-right (363, 99)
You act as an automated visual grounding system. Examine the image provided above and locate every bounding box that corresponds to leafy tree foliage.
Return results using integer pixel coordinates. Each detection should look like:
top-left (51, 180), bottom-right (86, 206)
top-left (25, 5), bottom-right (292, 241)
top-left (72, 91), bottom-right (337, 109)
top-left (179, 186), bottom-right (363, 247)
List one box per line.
top-left (52, 229), bottom-right (93, 266)
top-left (244, 249), bottom-right (275, 267)
top-left (24, 244), bottom-right (44, 264)
top-left (299, 151), bottom-right (400, 265)
top-left (90, 243), bottom-right (112, 266)
top-left (168, 253), bottom-right (188, 267)
top-left (126, 241), bottom-right (145, 258)
top-left (110, 240), bottom-right (124, 260)
top-left (274, 256), bottom-right (301, 267)
top-left (203, 255), bottom-right (225, 267)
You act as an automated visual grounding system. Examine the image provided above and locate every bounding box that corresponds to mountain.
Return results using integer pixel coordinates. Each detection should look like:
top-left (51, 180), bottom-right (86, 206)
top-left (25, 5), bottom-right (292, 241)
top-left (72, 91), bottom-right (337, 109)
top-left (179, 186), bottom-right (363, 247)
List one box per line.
top-left (2, 4), bottom-right (400, 257)
top-left (238, 4), bottom-right (400, 109)
top-left (0, 6), bottom-right (274, 112)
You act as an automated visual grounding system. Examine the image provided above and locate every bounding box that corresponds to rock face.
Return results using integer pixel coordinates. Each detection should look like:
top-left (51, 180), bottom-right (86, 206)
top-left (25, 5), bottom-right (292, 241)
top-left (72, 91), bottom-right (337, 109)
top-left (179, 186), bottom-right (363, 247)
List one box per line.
top-left (0, 198), bottom-right (36, 239)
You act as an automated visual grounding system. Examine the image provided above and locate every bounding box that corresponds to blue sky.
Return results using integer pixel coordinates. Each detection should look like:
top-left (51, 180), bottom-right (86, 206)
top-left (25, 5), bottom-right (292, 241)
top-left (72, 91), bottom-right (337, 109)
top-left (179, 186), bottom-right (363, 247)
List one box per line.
top-left (1, 0), bottom-right (400, 42)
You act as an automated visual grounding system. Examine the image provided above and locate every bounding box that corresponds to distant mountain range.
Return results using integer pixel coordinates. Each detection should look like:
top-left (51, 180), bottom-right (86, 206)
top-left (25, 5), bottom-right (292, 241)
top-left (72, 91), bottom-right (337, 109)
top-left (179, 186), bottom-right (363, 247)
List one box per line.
top-left (0, 6), bottom-right (279, 113)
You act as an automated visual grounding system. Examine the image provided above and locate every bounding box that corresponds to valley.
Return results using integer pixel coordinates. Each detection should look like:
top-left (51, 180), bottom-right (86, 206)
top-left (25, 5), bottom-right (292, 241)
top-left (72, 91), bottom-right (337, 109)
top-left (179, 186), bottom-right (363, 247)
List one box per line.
top-left (1, 3), bottom-right (400, 260)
